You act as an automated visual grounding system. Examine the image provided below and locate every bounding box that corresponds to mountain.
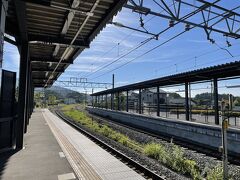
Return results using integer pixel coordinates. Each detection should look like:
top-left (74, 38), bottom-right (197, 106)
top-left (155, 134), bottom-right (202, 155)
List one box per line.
top-left (35, 86), bottom-right (91, 103)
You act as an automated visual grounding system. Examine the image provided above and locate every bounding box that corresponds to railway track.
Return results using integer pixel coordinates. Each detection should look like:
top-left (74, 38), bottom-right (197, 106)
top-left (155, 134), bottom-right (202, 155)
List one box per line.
top-left (54, 110), bottom-right (165, 180)
top-left (84, 109), bottom-right (240, 166)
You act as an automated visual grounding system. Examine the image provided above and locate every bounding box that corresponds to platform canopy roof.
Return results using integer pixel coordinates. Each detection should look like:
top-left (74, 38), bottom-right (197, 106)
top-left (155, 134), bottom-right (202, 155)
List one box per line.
top-left (5, 0), bottom-right (127, 87)
top-left (92, 60), bottom-right (240, 96)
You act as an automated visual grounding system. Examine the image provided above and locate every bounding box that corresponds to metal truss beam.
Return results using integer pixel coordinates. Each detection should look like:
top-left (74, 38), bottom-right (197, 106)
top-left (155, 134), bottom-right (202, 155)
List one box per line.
top-left (125, 0), bottom-right (240, 39)
top-left (54, 79), bottom-right (112, 89)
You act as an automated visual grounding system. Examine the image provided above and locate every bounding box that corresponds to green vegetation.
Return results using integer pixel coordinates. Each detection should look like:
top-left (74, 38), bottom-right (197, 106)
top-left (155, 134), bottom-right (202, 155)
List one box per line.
top-left (61, 104), bottom-right (228, 180)
top-left (34, 86), bottom-right (89, 107)
top-left (206, 164), bottom-right (223, 180)
top-left (143, 143), bottom-right (201, 179)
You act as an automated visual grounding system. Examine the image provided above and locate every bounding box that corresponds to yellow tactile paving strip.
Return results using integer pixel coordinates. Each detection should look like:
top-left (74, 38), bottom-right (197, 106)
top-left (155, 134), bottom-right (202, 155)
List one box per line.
top-left (43, 111), bottom-right (102, 180)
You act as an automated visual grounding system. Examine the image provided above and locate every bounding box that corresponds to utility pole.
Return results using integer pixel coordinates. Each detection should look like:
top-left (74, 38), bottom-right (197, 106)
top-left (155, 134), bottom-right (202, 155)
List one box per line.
top-left (112, 74), bottom-right (115, 89)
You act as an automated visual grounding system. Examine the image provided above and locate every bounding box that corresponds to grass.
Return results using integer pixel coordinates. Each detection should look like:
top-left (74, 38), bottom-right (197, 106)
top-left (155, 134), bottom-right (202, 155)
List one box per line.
top-left (61, 104), bottom-right (228, 180)
top-left (143, 143), bottom-right (201, 179)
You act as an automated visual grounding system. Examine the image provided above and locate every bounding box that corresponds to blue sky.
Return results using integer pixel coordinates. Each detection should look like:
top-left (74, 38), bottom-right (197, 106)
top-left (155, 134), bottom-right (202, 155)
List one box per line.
top-left (2, 0), bottom-right (240, 96)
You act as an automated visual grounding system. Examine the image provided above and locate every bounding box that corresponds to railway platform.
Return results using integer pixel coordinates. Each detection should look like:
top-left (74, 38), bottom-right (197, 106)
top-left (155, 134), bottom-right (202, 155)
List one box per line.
top-left (0, 109), bottom-right (145, 180)
top-left (0, 109), bottom-right (76, 180)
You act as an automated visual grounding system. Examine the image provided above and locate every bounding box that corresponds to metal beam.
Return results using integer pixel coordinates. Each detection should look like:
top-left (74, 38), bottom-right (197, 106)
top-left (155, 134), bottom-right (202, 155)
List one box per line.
top-left (30, 57), bottom-right (73, 64)
top-left (4, 36), bottom-right (17, 46)
top-left (88, 0), bottom-right (128, 42)
top-left (33, 84), bottom-right (48, 87)
top-left (53, 0), bottom-right (80, 57)
top-left (28, 34), bottom-right (89, 48)
top-left (20, 0), bottom-right (51, 6)
top-left (32, 68), bottom-right (64, 73)
top-left (13, 0), bottom-right (28, 42)
top-left (124, 1), bottom-right (240, 39)
top-left (72, 0), bottom-right (128, 60)
top-left (33, 78), bottom-right (57, 81)
top-left (21, 0), bottom-right (93, 16)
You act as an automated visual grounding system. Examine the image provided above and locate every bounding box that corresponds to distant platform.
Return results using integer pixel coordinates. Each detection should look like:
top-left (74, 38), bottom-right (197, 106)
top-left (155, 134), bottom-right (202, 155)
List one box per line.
top-left (87, 107), bottom-right (240, 155)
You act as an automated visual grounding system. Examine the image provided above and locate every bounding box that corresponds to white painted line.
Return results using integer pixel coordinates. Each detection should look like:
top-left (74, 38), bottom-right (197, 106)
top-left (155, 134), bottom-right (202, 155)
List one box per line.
top-left (59, 152), bottom-right (65, 158)
top-left (58, 173), bottom-right (76, 180)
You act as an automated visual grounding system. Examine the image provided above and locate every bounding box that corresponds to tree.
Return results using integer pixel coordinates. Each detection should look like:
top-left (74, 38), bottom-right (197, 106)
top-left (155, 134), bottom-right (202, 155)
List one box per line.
top-left (66, 92), bottom-right (84, 103)
top-left (48, 95), bottom-right (57, 105)
top-left (234, 97), bottom-right (240, 106)
top-left (169, 93), bottom-right (181, 99)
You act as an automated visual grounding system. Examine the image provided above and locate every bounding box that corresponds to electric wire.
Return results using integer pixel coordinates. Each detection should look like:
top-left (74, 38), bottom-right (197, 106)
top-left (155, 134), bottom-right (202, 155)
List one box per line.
top-left (81, 1), bottom-right (178, 78)
top-left (79, 15), bottom-right (156, 78)
top-left (88, 5), bottom-right (239, 81)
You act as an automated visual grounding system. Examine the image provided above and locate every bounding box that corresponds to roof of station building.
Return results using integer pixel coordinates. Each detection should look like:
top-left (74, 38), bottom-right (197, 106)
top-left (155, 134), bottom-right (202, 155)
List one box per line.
top-left (6, 0), bottom-right (127, 87)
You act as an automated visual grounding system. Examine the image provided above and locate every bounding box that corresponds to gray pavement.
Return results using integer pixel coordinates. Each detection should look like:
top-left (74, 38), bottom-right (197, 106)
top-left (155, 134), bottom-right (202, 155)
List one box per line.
top-left (0, 109), bottom-right (76, 180)
top-left (43, 109), bottom-right (146, 180)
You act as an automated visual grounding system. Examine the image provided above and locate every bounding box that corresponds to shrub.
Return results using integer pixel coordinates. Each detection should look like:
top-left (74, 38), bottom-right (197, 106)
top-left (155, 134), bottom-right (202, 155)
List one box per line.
top-left (206, 164), bottom-right (223, 180)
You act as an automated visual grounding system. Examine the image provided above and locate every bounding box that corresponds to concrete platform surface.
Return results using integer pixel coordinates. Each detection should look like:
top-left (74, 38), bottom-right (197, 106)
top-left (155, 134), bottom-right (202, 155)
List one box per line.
top-left (43, 109), bottom-right (146, 180)
top-left (0, 109), bottom-right (76, 180)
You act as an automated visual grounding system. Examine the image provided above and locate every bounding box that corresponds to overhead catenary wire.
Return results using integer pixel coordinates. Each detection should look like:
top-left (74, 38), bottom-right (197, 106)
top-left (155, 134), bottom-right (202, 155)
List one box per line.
top-left (79, 15), bottom-right (157, 78)
top-left (86, 2), bottom-right (232, 80)
top-left (81, 1), bottom-right (178, 78)
top-left (157, 53), bottom-right (240, 78)
top-left (88, 6), bottom-right (239, 81)
top-left (152, 41), bottom-right (240, 75)
top-left (90, 29), bottom-right (189, 80)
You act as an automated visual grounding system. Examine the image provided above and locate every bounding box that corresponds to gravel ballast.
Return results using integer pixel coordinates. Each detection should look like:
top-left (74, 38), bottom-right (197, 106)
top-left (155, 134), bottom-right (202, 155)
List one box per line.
top-left (56, 107), bottom-right (240, 180)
